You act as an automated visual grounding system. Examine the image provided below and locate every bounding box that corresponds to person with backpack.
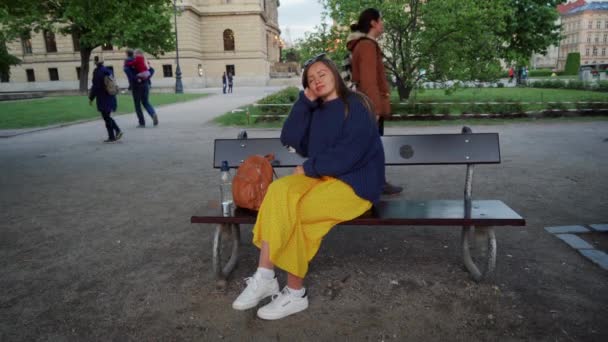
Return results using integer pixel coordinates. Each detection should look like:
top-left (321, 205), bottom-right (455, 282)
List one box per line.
top-left (346, 8), bottom-right (402, 195)
top-left (124, 49), bottom-right (158, 127)
top-left (89, 55), bottom-right (123, 143)
top-left (231, 54), bottom-right (385, 320)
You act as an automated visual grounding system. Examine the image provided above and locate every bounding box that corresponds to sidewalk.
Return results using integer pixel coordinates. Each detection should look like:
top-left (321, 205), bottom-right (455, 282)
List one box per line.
top-left (0, 86), bottom-right (607, 341)
top-left (0, 86), bottom-right (286, 138)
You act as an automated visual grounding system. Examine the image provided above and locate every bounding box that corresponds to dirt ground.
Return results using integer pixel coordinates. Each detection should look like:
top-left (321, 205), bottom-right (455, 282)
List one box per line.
top-left (1, 109), bottom-right (607, 341)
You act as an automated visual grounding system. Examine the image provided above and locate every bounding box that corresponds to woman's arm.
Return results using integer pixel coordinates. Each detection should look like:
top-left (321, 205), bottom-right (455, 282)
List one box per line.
top-left (280, 90), bottom-right (318, 157)
top-left (302, 99), bottom-right (377, 177)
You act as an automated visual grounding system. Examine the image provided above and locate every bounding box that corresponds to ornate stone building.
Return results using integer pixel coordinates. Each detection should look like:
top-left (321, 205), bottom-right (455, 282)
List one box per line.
top-left (0, 0), bottom-right (281, 91)
top-left (557, 1), bottom-right (608, 69)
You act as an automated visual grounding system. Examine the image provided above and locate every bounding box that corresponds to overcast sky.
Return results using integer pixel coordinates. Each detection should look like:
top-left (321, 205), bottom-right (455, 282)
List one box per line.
top-left (278, 0), bottom-right (608, 45)
top-left (278, 0), bottom-right (327, 46)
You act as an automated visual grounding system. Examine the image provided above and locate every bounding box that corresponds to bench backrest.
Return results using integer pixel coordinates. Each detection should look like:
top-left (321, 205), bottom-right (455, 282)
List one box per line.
top-left (214, 133), bottom-right (500, 168)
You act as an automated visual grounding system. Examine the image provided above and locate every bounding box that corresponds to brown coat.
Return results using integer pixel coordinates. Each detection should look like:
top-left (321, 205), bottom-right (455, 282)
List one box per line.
top-left (349, 37), bottom-right (391, 118)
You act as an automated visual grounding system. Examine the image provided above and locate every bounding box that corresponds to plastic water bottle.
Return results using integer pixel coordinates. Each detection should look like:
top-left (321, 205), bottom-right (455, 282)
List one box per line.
top-left (220, 160), bottom-right (233, 216)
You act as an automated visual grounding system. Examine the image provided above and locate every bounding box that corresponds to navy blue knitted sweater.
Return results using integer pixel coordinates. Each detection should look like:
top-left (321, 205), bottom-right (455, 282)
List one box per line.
top-left (280, 91), bottom-right (385, 205)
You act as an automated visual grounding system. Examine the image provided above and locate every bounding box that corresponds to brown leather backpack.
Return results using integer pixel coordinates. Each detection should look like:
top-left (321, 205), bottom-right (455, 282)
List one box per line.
top-left (232, 154), bottom-right (275, 211)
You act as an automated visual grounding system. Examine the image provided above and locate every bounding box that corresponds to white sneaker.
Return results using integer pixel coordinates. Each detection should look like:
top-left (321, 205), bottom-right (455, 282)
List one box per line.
top-left (256, 287), bottom-right (309, 320)
top-left (232, 272), bottom-right (279, 311)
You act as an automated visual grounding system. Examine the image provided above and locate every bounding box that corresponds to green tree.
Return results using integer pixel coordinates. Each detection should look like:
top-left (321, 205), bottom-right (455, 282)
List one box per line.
top-left (0, 0), bottom-right (175, 92)
top-left (295, 21), bottom-right (345, 65)
top-left (322, 0), bottom-right (564, 100)
top-left (0, 9), bottom-right (22, 79)
top-left (563, 52), bottom-right (580, 76)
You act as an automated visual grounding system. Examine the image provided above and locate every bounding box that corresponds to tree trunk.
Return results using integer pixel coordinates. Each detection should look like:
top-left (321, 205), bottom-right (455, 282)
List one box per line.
top-left (78, 48), bottom-right (93, 94)
top-left (396, 79), bottom-right (413, 101)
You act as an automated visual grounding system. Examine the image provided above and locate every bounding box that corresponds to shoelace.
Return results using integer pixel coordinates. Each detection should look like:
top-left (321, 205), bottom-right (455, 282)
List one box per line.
top-left (270, 287), bottom-right (290, 302)
top-left (243, 277), bottom-right (259, 291)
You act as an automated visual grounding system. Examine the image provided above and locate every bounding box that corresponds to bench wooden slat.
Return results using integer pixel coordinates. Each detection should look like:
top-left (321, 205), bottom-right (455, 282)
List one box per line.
top-left (213, 133), bottom-right (500, 168)
top-left (191, 200), bottom-right (525, 226)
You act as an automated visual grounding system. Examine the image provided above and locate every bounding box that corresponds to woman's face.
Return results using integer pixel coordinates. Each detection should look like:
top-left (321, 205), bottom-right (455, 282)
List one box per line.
top-left (371, 17), bottom-right (384, 37)
top-left (306, 61), bottom-right (337, 100)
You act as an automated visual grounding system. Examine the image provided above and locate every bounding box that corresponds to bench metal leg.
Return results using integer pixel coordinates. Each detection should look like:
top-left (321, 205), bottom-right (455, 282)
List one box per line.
top-left (461, 226), bottom-right (496, 282)
top-left (212, 223), bottom-right (240, 285)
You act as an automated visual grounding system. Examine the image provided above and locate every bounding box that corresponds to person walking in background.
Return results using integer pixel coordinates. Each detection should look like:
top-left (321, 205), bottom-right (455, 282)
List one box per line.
top-left (124, 49), bottom-right (158, 127)
top-left (89, 56), bottom-right (123, 143)
top-left (227, 72), bottom-right (233, 93)
top-left (347, 8), bottom-right (402, 195)
top-left (222, 72), bottom-right (227, 94)
top-left (508, 66), bottom-right (514, 83)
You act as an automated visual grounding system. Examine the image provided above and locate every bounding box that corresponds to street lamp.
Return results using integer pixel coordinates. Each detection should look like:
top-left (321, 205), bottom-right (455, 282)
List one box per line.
top-left (173, 0), bottom-right (183, 94)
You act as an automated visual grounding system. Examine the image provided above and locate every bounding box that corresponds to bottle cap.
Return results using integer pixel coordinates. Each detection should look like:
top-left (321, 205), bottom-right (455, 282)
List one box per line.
top-left (220, 160), bottom-right (229, 172)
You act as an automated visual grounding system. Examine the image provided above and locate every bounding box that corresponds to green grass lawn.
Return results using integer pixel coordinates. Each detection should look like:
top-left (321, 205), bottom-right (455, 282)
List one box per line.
top-left (0, 93), bottom-right (209, 129)
top-left (400, 87), bottom-right (606, 103)
top-left (215, 87), bottom-right (607, 128)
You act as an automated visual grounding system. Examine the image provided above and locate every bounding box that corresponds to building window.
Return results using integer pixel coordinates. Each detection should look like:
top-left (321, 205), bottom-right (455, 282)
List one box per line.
top-left (586, 48), bottom-right (590, 56)
top-left (602, 48), bottom-right (606, 56)
top-left (226, 64), bottom-right (235, 76)
top-left (588, 21), bottom-right (592, 29)
top-left (223, 29), bottom-right (235, 51)
top-left (72, 33), bottom-right (80, 52)
top-left (21, 33), bottom-right (32, 54)
top-left (604, 34), bottom-right (607, 43)
top-left (605, 21), bottom-right (608, 29)
top-left (102, 44), bottom-right (113, 51)
top-left (0, 70), bottom-right (9, 83)
top-left (162, 64), bottom-right (173, 77)
top-left (26, 69), bottom-right (35, 82)
top-left (597, 21), bottom-right (601, 29)
top-left (48, 68), bottom-right (59, 81)
top-left (587, 36), bottom-right (591, 43)
top-left (76, 67), bottom-right (81, 80)
top-left (595, 36), bottom-right (599, 43)
top-left (592, 48), bottom-right (597, 56)
top-left (44, 30), bottom-right (57, 53)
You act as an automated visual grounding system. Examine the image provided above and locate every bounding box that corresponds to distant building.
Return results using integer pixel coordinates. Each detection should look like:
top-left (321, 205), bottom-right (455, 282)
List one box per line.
top-left (557, 1), bottom-right (608, 70)
top-left (0, 0), bottom-right (282, 91)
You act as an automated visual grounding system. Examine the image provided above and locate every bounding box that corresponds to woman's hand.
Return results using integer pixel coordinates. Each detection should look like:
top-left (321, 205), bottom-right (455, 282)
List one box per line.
top-left (293, 165), bottom-right (305, 175)
top-left (304, 87), bottom-right (318, 102)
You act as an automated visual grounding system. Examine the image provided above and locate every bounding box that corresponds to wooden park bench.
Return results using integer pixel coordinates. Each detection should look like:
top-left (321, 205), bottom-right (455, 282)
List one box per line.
top-left (191, 127), bottom-right (525, 285)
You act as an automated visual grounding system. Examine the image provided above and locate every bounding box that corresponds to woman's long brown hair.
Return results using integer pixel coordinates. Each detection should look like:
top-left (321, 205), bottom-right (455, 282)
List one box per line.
top-left (302, 57), bottom-right (375, 120)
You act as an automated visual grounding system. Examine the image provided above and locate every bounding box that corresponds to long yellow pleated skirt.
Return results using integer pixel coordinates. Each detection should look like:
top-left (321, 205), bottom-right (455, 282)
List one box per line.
top-left (252, 174), bottom-right (372, 278)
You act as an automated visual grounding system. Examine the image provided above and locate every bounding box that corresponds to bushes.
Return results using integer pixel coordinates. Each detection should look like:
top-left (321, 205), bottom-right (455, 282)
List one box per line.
top-left (597, 81), bottom-right (608, 92)
top-left (530, 79), bottom-right (607, 91)
top-left (564, 53), bottom-right (581, 75)
top-left (531, 79), bottom-right (566, 89)
top-left (255, 86), bottom-right (299, 122)
top-left (528, 69), bottom-right (553, 77)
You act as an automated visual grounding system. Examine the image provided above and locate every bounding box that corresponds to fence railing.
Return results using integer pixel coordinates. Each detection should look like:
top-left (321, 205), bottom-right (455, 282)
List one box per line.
top-left (242, 102), bottom-right (608, 124)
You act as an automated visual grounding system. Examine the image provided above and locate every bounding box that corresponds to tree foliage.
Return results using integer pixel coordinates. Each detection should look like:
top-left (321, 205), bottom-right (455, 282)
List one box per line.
top-left (564, 52), bottom-right (580, 76)
top-left (0, 0), bottom-right (176, 91)
top-left (317, 0), bottom-right (564, 100)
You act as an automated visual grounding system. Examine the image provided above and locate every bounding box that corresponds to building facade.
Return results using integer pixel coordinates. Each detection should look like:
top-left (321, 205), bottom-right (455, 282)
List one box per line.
top-left (557, 1), bottom-right (608, 70)
top-left (0, 0), bottom-right (281, 91)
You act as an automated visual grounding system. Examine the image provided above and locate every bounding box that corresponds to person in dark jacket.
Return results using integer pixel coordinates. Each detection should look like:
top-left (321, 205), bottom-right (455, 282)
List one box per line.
top-left (89, 56), bottom-right (122, 143)
top-left (231, 54), bottom-right (384, 320)
top-left (347, 8), bottom-right (403, 195)
top-left (124, 49), bottom-right (158, 127)
top-left (222, 72), bottom-right (227, 94)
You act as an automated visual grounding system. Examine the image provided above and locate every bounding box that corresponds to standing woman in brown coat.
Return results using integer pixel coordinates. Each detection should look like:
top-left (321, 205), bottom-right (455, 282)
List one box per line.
top-left (347, 8), bottom-right (403, 195)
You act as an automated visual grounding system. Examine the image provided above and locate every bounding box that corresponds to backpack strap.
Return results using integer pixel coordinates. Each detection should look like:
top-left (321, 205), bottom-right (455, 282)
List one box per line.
top-left (264, 154), bottom-right (279, 179)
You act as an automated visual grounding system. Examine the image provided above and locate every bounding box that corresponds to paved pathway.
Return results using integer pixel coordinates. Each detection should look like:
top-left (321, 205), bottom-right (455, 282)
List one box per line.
top-left (1, 88), bottom-right (607, 341)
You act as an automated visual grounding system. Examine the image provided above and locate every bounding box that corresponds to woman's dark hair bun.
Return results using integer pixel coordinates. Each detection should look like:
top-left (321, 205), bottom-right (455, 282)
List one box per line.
top-left (350, 23), bottom-right (359, 32)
